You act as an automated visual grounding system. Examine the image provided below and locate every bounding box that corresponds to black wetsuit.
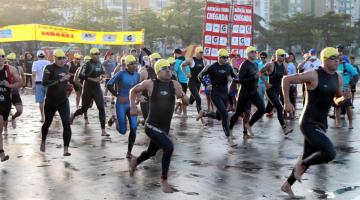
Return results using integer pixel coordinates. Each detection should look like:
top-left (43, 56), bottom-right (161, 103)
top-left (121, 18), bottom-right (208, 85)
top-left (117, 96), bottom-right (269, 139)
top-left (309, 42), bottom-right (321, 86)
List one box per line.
top-left (188, 57), bottom-right (205, 113)
top-left (74, 59), bottom-right (106, 129)
top-left (41, 63), bottom-right (72, 147)
top-left (287, 67), bottom-right (338, 185)
top-left (0, 65), bottom-right (12, 121)
top-left (140, 66), bottom-right (157, 121)
top-left (199, 62), bottom-right (237, 137)
top-left (69, 61), bottom-right (81, 92)
top-left (11, 65), bottom-right (22, 106)
top-left (230, 60), bottom-right (265, 130)
top-left (136, 79), bottom-right (175, 180)
top-left (265, 62), bottom-right (287, 128)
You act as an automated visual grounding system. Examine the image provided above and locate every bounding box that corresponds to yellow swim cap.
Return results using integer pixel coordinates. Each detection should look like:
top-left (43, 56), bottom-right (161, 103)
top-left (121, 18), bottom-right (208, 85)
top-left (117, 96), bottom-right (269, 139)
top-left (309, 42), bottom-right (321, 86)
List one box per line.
top-left (245, 46), bottom-right (257, 54)
top-left (125, 55), bottom-right (137, 65)
top-left (149, 53), bottom-right (161, 60)
top-left (275, 49), bottom-right (286, 56)
top-left (218, 49), bottom-right (229, 57)
top-left (90, 48), bottom-right (100, 55)
top-left (154, 59), bottom-right (170, 74)
top-left (53, 49), bottom-right (65, 58)
top-left (320, 47), bottom-right (339, 62)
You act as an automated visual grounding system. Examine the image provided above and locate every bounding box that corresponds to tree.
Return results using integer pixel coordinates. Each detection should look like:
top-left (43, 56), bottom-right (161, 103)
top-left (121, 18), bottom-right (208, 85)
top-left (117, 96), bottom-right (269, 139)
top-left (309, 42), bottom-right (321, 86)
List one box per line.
top-left (128, 9), bottom-right (165, 50)
top-left (0, 0), bottom-right (66, 26)
top-left (259, 12), bottom-right (357, 53)
top-left (128, 0), bottom-right (204, 50)
top-left (65, 1), bottom-right (122, 31)
top-left (162, 0), bottom-right (204, 46)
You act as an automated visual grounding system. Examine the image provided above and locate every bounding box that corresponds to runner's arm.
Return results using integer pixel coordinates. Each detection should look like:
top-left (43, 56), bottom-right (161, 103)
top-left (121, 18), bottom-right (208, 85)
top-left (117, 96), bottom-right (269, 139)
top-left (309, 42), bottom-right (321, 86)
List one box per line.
top-left (31, 62), bottom-right (36, 87)
top-left (130, 80), bottom-right (152, 108)
top-left (181, 58), bottom-right (191, 77)
top-left (334, 72), bottom-right (345, 106)
top-left (260, 63), bottom-right (271, 84)
top-left (282, 70), bottom-right (315, 105)
top-left (42, 66), bottom-right (59, 87)
top-left (106, 72), bottom-right (120, 97)
top-left (139, 68), bottom-right (148, 82)
top-left (237, 62), bottom-right (256, 84)
top-left (172, 80), bottom-right (189, 106)
top-left (5, 66), bottom-right (22, 89)
top-left (198, 64), bottom-right (211, 86)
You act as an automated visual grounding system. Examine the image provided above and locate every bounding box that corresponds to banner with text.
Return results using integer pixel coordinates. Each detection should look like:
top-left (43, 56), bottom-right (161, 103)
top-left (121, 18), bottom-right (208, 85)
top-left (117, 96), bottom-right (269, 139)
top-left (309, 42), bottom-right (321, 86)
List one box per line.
top-left (230, 4), bottom-right (253, 58)
top-left (202, 2), bottom-right (231, 62)
top-left (0, 24), bottom-right (144, 45)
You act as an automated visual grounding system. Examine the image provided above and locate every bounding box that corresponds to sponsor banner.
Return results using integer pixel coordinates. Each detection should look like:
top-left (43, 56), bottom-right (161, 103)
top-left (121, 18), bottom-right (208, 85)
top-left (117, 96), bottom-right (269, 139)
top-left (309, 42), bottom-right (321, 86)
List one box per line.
top-left (0, 24), bottom-right (144, 45)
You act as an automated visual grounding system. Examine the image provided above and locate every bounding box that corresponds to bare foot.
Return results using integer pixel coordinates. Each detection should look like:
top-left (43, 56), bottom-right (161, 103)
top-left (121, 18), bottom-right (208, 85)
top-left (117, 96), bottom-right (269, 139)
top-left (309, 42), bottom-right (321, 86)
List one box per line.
top-left (0, 152), bottom-right (9, 162)
top-left (283, 127), bottom-right (293, 136)
top-left (243, 133), bottom-right (254, 140)
top-left (40, 141), bottom-right (46, 152)
top-left (84, 119), bottom-right (90, 125)
top-left (69, 114), bottom-right (75, 124)
top-left (63, 152), bottom-right (71, 156)
top-left (227, 137), bottom-right (237, 147)
top-left (335, 123), bottom-right (341, 128)
top-left (160, 178), bottom-right (177, 193)
top-left (229, 130), bottom-right (236, 140)
top-left (294, 159), bottom-right (306, 182)
top-left (281, 181), bottom-right (296, 198)
top-left (11, 119), bottom-right (16, 129)
top-left (101, 130), bottom-right (110, 137)
top-left (196, 110), bottom-right (204, 121)
top-left (126, 152), bottom-right (133, 159)
top-left (107, 115), bottom-right (116, 127)
top-left (349, 123), bottom-right (353, 129)
top-left (244, 123), bottom-right (254, 136)
top-left (129, 157), bottom-right (138, 177)
top-left (3, 128), bottom-right (8, 135)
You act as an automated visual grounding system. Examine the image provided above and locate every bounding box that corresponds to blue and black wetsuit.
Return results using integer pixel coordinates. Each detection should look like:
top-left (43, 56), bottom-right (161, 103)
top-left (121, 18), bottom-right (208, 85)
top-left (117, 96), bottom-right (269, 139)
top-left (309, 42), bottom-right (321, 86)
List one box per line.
top-left (136, 79), bottom-right (176, 180)
top-left (287, 67), bottom-right (338, 185)
top-left (107, 69), bottom-right (140, 153)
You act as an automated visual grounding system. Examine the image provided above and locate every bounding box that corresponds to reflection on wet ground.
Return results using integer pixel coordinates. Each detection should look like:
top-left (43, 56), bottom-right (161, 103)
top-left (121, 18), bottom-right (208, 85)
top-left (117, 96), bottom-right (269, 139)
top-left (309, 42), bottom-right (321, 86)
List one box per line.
top-left (1, 94), bottom-right (360, 199)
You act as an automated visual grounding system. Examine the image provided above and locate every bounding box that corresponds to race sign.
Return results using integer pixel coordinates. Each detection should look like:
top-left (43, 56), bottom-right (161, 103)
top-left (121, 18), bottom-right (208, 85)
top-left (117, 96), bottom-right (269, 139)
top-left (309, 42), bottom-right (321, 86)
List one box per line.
top-left (230, 4), bottom-right (253, 58)
top-left (202, 2), bottom-right (231, 62)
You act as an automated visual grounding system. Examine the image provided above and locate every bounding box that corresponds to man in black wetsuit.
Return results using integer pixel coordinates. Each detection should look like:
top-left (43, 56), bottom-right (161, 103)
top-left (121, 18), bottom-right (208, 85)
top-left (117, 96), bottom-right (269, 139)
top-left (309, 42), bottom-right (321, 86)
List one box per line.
top-left (229, 46), bottom-right (266, 138)
top-left (40, 49), bottom-right (72, 156)
top-left (198, 49), bottom-right (238, 147)
top-left (139, 53), bottom-right (160, 121)
top-left (4, 53), bottom-right (24, 130)
top-left (281, 47), bottom-right (345, 198)
top-left (260, 49), bottom-right (293, 135)
top-left (0, 48), bottom-right (22, 162)
top-left (70, 48), bottom-right (108, 136)
top-left (68, 53), bottom-right (82, 108)
top-left (181, 47), bottom-right (206, 123)
top-left (129, 59), bottom-right (189, 193)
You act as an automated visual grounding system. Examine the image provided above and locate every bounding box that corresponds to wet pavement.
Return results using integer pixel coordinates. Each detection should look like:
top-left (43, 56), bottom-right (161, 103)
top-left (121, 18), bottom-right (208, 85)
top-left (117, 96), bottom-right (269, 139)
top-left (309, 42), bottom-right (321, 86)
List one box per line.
top-left (1, 90), bottom-right (360, 200)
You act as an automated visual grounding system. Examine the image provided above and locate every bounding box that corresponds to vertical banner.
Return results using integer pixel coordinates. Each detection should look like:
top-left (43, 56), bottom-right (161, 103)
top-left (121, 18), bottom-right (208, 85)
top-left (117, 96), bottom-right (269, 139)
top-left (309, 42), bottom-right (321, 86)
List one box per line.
top-left (202, 2), bottom-right (231, 63)
top-left (230, 4), bottom-right (253, 59)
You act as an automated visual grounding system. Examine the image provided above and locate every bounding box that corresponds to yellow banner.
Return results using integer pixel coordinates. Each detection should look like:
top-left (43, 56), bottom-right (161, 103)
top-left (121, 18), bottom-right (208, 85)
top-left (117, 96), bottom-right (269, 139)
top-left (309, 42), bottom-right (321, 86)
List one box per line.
top-left (0, 24), bottom-right (144, 45)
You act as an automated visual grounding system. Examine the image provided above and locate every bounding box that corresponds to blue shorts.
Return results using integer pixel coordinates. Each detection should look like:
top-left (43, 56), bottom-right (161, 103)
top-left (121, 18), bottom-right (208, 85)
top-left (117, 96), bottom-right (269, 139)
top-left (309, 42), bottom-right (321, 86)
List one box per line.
top-left (205, 88), bottom-right (210, 95)
top-left (116, 101), bottom-right (138, 135)
top-left (35, 83), bottom-right (47, 103)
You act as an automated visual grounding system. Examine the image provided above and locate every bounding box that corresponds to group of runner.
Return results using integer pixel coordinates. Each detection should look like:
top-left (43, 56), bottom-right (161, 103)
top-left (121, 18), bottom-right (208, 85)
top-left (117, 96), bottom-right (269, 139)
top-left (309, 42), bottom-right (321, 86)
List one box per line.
top-left (0, 44), bottom-right (359, 196)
